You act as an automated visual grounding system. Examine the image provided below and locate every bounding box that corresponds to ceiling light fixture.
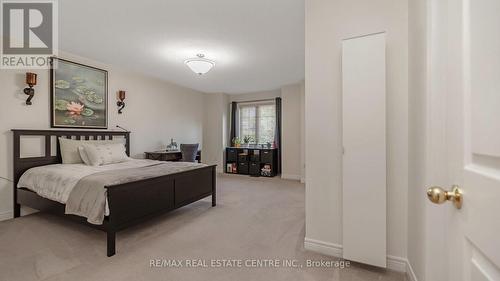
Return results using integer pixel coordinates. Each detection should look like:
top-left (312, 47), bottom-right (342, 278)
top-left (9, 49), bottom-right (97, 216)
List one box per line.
top-left (184, 54), bottom-right (215, 75)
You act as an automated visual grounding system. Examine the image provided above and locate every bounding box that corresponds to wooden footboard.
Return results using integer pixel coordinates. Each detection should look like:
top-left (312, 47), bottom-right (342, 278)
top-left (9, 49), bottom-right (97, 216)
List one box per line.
top-left (105, 165), bottom-right (217, 256)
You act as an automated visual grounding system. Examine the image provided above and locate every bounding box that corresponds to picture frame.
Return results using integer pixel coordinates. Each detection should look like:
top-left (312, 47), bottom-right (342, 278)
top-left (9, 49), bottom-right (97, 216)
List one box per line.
top-left (50, 57), bottom-right (108, 129)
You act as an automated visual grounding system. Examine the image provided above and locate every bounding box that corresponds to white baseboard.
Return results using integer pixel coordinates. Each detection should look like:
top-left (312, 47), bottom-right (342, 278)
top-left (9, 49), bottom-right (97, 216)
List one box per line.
top-left (304, 237), bottom-right (343, 258)
top-left (304, 237), bottom-right (416, 277)
top-left (0, 211), bottom-right (12, 221)
top-left (281, 174), bottom-right (302, 181)
top-left (0, 207), bottom-right (40, 222)
top-left (21, 207), bottom-right (38, 216)
top-left (386, 255), bottom-right (407, 272)
top-left (406, 259), bottom-right (418, 281)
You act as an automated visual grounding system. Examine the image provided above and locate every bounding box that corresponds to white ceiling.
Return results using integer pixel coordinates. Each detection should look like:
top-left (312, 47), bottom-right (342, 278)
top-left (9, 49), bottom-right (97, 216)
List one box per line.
top-left (59, 0), bottom-right (304, 94)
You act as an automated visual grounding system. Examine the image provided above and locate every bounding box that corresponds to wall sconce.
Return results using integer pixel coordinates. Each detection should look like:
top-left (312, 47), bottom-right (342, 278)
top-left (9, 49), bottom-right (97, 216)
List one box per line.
top-left (117, 90), bottom-right (126, 114)
top-left (23, 72), bottom-right (37, 105)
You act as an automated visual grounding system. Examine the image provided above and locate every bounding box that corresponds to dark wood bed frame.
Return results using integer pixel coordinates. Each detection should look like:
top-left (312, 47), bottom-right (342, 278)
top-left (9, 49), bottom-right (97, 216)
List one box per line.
top-left (12, 129), bottom-right (216, 257)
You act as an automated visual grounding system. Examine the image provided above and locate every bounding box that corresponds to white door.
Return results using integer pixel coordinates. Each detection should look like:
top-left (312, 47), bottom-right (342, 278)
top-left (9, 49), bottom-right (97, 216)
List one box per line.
top-left (426, 0), bottom-right (500, 280)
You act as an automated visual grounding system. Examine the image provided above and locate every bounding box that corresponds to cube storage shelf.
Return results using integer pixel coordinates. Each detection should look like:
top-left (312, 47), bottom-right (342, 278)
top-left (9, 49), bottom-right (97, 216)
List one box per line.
top-left (225, 147), bottom-right (278, 177)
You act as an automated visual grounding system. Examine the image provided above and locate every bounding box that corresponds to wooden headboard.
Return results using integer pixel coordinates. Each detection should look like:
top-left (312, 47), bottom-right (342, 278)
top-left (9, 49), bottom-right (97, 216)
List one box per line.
top-left (12, 129), bottom-right (130, 187)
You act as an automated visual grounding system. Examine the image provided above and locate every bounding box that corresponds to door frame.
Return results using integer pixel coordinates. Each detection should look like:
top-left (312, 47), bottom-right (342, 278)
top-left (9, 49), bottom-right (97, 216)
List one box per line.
top-left (420, 0), bottom-right (460, 280)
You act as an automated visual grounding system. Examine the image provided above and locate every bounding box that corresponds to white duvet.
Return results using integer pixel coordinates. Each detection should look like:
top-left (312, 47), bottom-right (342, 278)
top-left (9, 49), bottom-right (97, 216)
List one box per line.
top-left (17, 159), bottom-right (162, 214)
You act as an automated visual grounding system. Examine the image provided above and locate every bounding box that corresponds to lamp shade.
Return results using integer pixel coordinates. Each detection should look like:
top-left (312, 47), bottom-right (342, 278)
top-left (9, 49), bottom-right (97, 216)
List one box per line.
top-left (26, 72), bottom-right (37, 85)
top-left (184, 54), bottom-right (215, 75)
top-left (118, 90), bottom-right (126, 101)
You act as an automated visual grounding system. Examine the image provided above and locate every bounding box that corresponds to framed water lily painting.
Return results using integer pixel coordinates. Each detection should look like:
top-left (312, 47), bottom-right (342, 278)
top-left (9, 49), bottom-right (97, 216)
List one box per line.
top-left (50, 58), bottom-right (108, 129)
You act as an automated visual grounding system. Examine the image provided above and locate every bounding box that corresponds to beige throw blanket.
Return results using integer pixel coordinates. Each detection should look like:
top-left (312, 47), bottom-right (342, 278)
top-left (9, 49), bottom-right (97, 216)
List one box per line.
top-left (65, 161), bottom-right (207, 225)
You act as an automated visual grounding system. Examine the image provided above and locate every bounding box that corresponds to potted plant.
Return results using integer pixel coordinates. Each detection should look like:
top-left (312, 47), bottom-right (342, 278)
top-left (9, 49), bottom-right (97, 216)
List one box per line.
top-left (243, 135), bottom-right (254, 147)
top-left (232, 137), bottom-right (241, 147)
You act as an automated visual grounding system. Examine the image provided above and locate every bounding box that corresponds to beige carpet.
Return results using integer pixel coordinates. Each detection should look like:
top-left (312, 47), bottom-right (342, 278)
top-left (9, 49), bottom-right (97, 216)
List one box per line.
top-left (0, 174), bottom-right (405, 281)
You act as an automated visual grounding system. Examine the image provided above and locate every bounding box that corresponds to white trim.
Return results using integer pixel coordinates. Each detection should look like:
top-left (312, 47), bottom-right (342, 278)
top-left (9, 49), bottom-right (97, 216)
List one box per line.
top-left (386, 255), bottom-right (407, 272)
top-left (406, 259), bottom-right (418, 281)
top-left (281, 174), bottom-right (301, 181)
top-left (304, 237), bottom-right (417, 276)
top-left (237, 99), bottom-right (275, 106)
top-left (342, 31), bottom-right (387, 41)
top-left (0, 211), bottom-right (12, 221)
top-left (304, 237), bottom-right (343, 258)
top-left (21, 207), bottom-right (38, 216)
top-left (300, 177), bottom-right (305, 183)
top-left (0, 208), bottom-right (39, 221)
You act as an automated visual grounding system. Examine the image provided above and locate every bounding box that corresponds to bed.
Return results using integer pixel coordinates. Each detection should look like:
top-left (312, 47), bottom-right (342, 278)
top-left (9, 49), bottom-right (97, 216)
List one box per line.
top-left (12, 129), bottom-right (216, 257)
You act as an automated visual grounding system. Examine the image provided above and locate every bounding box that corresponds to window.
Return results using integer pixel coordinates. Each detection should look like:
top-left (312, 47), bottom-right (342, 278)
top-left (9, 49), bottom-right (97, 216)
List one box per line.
top-left (238, 102), bottom-right (276, 144)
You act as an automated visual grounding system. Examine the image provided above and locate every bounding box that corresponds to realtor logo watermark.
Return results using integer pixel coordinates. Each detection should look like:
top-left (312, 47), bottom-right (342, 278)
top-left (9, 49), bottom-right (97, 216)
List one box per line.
top-left (1, 0), bottom-right (57, 69)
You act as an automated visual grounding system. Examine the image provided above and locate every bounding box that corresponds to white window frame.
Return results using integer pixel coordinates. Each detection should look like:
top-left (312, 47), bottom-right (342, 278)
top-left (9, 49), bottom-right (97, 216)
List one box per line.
top-left (237, 100), bottom-right (275, 144)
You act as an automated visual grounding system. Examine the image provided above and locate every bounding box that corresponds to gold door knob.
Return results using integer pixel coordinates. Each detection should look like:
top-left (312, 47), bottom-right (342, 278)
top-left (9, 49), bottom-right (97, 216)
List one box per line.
top-left (426, 185), bottom-right (463, 209)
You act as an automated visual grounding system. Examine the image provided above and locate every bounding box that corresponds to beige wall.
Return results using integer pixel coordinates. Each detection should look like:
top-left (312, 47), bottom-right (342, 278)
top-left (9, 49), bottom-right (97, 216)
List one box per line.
top-left (305, 0), bottom-right (408, 259)
top-left (407, 0), bottom-right (428, 279)
top-left (228, 89), bottom-right (281, 103)
top-left (203, 93), bottom-right (229, 173)
top-left (0, 52), bottom-right (205, 220)
top-left (281, 83), bottom-right (304, 180)
top-left (300, 82), bottom-right (305, 183)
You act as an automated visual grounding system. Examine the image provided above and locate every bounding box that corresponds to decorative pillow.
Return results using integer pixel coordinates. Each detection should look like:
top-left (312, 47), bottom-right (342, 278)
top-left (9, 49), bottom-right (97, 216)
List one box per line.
top-left (78, 146), bottom-right (92, 166)
top-left (58, 137), bottom-right (123, 164)
top-left (80, 143), bottom-right (128, 166)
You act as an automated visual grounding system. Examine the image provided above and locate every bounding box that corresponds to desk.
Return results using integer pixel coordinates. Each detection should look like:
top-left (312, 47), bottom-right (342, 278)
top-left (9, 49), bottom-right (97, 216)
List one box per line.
top-left (144, 150), bottom-right (201, 163)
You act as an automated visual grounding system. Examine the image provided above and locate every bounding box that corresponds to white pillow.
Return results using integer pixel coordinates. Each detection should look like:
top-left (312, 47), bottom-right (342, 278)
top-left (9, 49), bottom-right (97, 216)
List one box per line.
top-left (78, 146), bottom-right (92, 166)
top-left (58, 137), bottom-right (123, 164)
top-left (80, 143), bottom-right (128, 166)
